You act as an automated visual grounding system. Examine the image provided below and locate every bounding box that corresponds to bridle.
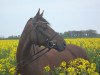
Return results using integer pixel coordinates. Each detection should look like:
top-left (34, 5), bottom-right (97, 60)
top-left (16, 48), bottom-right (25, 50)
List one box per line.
top-left (15, 19), bottom-right (59, 75)
top-left (34, 21), bottom-right (58, 49)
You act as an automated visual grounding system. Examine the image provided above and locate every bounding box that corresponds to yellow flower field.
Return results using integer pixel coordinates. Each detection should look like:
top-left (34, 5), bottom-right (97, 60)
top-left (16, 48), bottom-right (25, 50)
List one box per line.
top-left (0, 38), bottom-right (100, 75)
top-left (0, 40), bottom-right (18, 75)
top-left (44, 58), bottom-right (99, 75)
top-left (65, 38), bottom-right (100, 50)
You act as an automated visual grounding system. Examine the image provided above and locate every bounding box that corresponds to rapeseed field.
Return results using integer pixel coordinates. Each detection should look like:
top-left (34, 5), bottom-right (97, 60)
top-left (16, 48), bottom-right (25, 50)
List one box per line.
top-left (0, 38), bottom-right (100, 75)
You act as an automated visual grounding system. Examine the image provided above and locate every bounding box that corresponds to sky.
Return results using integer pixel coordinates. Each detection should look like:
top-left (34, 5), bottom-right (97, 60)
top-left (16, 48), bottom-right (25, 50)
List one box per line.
top-left (0, 0), bottom-right (100, 37)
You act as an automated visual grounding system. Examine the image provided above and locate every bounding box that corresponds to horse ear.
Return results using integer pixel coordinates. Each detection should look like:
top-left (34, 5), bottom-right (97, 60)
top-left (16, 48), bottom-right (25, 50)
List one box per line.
top-left (40, 10), bottom-right (44, 17)
top-left (36, 8), bottom-right (40, 16)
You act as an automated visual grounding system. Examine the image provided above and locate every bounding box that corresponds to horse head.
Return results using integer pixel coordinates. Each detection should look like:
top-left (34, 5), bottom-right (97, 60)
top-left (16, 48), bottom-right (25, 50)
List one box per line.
top-left (30, 9), bottom-right (66, 51)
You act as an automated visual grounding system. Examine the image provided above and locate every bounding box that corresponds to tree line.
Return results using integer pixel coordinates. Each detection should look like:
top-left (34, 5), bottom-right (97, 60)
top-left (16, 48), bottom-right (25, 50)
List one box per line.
top-left (59, 29), bottom-right (100, 38)
top-left (0, 29), bottom-right (100, 39)
top-left (0, 35), bottom-right (20, 40)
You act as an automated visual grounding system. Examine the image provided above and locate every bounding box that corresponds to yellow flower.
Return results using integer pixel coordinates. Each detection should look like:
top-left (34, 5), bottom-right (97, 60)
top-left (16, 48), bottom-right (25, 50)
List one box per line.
top-left (60, 61), bottom-right (66, 68)
top-left (67, 67), bottom-right (75, 73)
top-left (9, 67), bottom-right (15, 74)
top-left (91, 63), bottom-right (96, 71)
top-left (44, 65), bottom-right (50, 72)
top-left (59, 73), bottom-right (66, 75)
top-left (0, 64), bottom-right (2, 71)
top-left (87, 68), bottom-right (94, 74)
top-left (89, 72), bottom-right (99, 75)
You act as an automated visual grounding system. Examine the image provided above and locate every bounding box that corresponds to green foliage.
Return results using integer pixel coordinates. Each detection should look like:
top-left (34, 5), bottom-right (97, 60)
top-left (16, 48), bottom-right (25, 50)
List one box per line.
top-left (87, 49), bottom-right (100, 73)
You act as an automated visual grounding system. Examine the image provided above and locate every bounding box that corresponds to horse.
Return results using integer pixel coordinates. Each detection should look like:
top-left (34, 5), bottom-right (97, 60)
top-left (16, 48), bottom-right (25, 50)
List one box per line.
top-left (15, 9), bottom-right (89, 75)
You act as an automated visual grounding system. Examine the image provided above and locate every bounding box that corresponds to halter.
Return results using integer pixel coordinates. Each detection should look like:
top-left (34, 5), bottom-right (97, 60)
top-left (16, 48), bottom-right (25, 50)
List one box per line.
top-left (34, 21), bottom-right (58, 48)
top-left (15, 19), bottom-right (59, 75)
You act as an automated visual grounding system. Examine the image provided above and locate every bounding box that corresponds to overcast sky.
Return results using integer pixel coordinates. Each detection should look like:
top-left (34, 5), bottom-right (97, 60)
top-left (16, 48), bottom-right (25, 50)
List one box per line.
top-left (0, 0), bottom-right (100, 37)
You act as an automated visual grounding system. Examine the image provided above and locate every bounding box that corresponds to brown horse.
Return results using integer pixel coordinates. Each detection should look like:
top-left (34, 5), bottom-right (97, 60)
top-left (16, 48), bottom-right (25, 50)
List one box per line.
top-left (15, 9), bottom-right (89, 75)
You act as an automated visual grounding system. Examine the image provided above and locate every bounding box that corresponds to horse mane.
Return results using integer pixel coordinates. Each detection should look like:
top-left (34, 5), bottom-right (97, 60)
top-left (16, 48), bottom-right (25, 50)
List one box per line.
top-left (16, 18), bottom-right (33, 62)
top-left (20, 18), bottom-right (33, 41)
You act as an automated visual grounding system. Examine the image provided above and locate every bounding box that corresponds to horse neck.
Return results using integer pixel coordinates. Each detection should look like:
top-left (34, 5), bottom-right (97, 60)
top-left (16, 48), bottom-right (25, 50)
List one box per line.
top-left (16, 19), bottom-right (33, 62)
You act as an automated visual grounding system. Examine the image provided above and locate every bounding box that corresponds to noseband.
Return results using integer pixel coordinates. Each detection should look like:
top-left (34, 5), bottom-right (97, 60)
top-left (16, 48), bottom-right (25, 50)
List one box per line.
top-left (15, 20), bottom-right (59, 75)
